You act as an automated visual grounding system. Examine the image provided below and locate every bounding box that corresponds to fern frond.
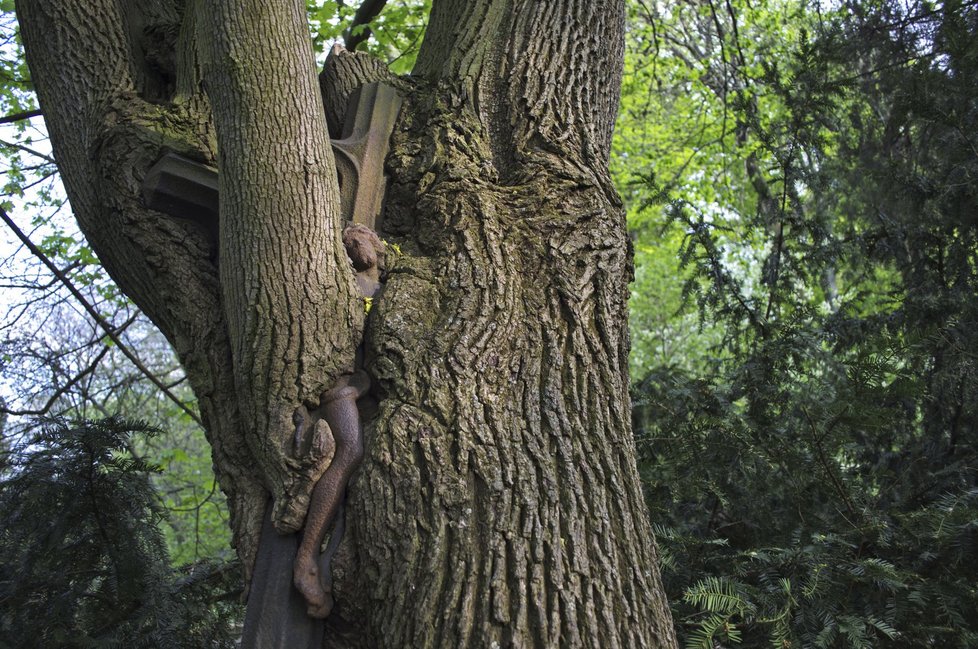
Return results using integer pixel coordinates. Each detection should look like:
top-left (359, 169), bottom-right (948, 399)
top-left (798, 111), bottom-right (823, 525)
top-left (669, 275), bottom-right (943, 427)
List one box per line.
top-left (684, 576), bottom-right (754, 615)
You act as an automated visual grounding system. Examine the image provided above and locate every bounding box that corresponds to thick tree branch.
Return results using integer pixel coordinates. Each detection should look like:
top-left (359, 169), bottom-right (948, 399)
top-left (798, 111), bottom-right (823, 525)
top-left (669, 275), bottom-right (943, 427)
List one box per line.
top-left (198, 0), bottom-right (362, 531)
top-left (18, 3), bottom-right (680, 645)
top-left (17, 0), bottom-right (279, 588)
top-left (415, 0), bottom-right (626, 173)
top-left (320, 43), bottom-right (399, 137)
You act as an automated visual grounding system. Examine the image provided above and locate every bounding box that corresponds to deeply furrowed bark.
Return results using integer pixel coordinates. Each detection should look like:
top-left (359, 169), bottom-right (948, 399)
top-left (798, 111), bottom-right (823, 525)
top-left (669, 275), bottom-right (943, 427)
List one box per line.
top-left (322, 91), bottom-right (676, 649)
top-left (321, 1), bottom-right (677, 646)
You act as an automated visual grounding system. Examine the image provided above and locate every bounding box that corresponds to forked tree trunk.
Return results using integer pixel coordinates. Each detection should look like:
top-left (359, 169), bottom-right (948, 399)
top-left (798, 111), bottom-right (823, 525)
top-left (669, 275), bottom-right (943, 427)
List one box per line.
top-left (17, 0), bottom-right (677, 646)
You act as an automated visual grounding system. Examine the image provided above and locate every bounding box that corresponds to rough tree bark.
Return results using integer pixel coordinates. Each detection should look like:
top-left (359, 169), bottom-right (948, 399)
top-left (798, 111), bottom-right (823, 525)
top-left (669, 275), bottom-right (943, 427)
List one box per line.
top-left (17, 0), bottom-right (678, 646)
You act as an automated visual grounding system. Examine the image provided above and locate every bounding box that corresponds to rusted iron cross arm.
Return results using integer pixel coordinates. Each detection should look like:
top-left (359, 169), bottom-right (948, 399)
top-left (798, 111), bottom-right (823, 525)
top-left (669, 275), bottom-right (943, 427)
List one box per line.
top-left (142, 81), bottom-right (402, 231)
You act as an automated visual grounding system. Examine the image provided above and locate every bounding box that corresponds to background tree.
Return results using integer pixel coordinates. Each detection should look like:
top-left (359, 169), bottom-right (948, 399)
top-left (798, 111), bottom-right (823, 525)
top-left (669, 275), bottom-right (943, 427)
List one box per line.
top-left (0, 417), bottom-right (241, 648)
top-left (620, 0), bottom-right (978, 646)
top-left (14, 1), bottom-right (678, 647)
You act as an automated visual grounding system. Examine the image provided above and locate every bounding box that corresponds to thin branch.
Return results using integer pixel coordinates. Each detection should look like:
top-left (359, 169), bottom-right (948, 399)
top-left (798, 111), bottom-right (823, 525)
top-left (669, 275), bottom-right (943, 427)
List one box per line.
top-left (164, 374), bottom-right (189, 390)
top-left (3, 167), bottom-right (59, 195)
top-left (723, 0), bottom-right (748, 71)
top-left (2, 163), bottom-right (56, 176)
top-left (168, 478), bottom-right (220, 513)
top-left (0, 342), bottom-right (113, 417)
top-left (0, 138), bottom-right (56, 164)
top-left (382, 15), bottom-right (427, 69)
top-left (0, 108), bottom-right (42, 125)
top-left (344, 0), bottom-right (388, 51)
top-left (803, 406), bottom-right (860, 525)
top-left (0, 264), bottom-right (74, 290)
top-left (764, 170), bottom-right (789, 323)
top-left (0, 206), bottom-right (203, 426)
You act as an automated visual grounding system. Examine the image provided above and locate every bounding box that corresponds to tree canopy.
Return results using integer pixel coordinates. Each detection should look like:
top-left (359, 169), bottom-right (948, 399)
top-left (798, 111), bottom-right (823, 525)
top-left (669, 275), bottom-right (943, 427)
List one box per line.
top-left (620, 0), bottom-right (978, 645)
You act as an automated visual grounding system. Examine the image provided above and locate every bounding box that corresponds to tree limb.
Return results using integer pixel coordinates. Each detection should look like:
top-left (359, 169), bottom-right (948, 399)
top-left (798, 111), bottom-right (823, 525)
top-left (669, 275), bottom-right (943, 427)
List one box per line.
top-left (343, 0), bottom-right (387, 51)
top-left (0, 108), bottom-right (43, 125)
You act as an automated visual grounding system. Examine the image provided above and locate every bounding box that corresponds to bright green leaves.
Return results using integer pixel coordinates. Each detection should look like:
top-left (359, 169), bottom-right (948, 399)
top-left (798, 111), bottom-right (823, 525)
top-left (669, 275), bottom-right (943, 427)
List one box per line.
top-left (360, 0), bottom-right (430, 74)
top-left (614, 0), bottom-right (824, 378)
top-left (306, 0), bottom-right (347, 53)
top-left (0, 10), bottom-right (34, 118)
top-left (620, 0), bottom-right (978, 646)
top-left (682, 577), bottom-right (751, 648)
top-left (306, 0), bottom-right (430, 73)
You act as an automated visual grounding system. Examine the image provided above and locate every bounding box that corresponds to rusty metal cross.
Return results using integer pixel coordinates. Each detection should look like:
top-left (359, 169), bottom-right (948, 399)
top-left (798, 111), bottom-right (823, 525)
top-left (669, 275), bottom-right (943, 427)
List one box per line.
top-left (142, 81), bottom-right (402, 232)
top-left (141, 82), bottom-right (401, 648)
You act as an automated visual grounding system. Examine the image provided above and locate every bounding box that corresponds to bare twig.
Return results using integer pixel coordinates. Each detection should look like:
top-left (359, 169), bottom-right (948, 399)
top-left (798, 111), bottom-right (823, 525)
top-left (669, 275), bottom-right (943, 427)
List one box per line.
top-left (0, 138), bottom-right (56, 164)
top-left (0, 343), bottom-right (112, 417)
top-left (802, 406), bottom-right (860, 524)
top-left (0, 206), bottom-right (203, 426)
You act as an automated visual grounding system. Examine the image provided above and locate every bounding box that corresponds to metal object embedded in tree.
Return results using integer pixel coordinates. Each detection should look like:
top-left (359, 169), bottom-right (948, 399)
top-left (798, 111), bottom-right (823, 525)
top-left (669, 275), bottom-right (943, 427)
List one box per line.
top-left (330, 82), bottom-right (402, 232)
top-left (141, 81), bottom-right (402, 230)
top-left (292, 369), bottom-right (369, 618)
top-left (141, 153), bottom-right (219, 229)
top-left (142, 82), bottom-right (400, 647)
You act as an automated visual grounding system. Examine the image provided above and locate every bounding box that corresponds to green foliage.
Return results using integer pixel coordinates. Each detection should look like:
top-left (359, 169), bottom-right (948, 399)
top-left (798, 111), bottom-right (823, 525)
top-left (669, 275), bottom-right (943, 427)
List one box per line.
top-left (0, 418), bottom-right (241, 648)
top-left (150, 437), bottom-right (233, 567)
top-left (0, 311), bottom-right (233, 568)
top-left (130, 396), bottom-right (233, 566)
top-left (683, 576), bottom-right (752, 648)
top-left (306, 0), bottom-right (430, 73)
top-left (622, 0), bottom-right (978, 646)
top-left (0, 9), bottom-right (35, 119)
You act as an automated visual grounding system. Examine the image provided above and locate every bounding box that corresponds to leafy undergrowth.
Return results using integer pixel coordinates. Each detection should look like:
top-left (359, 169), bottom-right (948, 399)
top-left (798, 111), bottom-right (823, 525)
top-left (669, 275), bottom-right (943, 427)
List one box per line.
top-left (0, 417), bottom-right (243, 649)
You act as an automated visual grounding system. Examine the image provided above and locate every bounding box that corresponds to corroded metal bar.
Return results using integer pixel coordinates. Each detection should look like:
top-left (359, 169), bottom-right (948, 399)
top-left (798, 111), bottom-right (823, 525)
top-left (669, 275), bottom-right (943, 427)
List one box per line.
top-left (141, 153), bottom-right (218, 226)
top-left (240, 508), bottom-right (326, 649)
top-left (292, 370), bottom-right (369, 618)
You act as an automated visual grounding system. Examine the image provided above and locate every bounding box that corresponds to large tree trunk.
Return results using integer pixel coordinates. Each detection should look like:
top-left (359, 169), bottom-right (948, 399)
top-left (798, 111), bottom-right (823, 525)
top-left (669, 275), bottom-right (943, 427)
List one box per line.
top-left (17, 0), bottom-right (677, 646)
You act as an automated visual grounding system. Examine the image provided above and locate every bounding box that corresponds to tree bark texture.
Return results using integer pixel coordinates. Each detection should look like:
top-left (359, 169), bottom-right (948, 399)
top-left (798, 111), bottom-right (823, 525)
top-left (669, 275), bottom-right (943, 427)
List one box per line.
top-left (17, 0), bottom-right (678, 646)
top-left (195, 0), bottom-right (363, 533)
top-left (17, 0), bottom-right (268, 579)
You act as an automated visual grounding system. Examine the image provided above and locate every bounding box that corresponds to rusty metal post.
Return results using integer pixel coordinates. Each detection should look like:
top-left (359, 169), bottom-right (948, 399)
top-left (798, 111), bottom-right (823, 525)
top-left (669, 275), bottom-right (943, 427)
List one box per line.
top-left (141, 153), bottom-right (218, 228)
top-left (330, 82), bottom-right (402, 231)
top-left (240, 509), bottom-right (326, 649)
